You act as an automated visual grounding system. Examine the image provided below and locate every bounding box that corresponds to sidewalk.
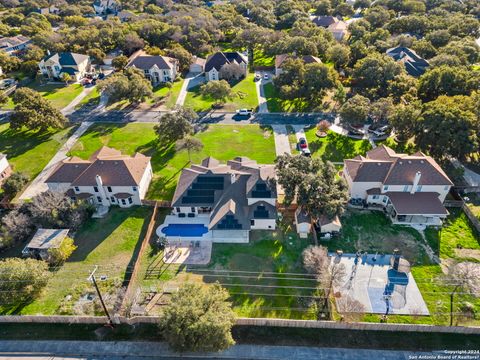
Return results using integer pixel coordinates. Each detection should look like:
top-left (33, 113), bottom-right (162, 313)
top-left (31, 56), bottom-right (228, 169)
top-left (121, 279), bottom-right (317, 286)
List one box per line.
top-left (0, 340), bottom-right (426, 359)
top-left (18, 122), bottom-right (93, 200)
top-left (61, 85), bottom-right (97, 116)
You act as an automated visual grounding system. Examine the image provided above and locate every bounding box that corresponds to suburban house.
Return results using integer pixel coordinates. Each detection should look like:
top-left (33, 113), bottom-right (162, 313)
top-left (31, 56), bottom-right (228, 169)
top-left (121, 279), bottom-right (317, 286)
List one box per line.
top-left (45, 146), bottom-right (153, 208)
top-left (0, 154), bottom-right (12, 185)
top-left (93, 0), bottom-right (119, 14)
top-left (158, 157), bottom-right (277, 243)
top-left (386, 46), bottom-right (429, 77)
top-left (275, 54), bottom-right (322, 76)
top-left (190, 56), bottom-right (206, 74)
top-left (204, 51), bottom-right (248, 82)
top-left (110, 10), bottom-right (139, 22)
top-left (38, 52), bottom-right (91, 81)
top-left (35, 5), bottom-right (60, 15)
top-left (127, 50), bottom-right (179, 85)
top-left (311, 16), bottom-right (349, 41)
top-left (22, 229), bottom-right (70, 261)
top-left (295, 208), bottom-right (342, 238)
top-left (0, 35), bottom-right (31, 56)
top-left (343, 145), bottom-right (453, 226)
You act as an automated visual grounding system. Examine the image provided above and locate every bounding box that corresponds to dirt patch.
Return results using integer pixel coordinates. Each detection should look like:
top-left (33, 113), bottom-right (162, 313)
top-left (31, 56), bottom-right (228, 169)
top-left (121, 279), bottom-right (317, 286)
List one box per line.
top-left (455, 248), bottom-right (480, 261)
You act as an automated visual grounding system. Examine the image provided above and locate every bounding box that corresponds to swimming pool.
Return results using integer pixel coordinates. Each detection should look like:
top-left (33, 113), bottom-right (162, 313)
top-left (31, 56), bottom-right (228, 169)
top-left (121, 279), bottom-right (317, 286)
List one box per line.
top-left (161, 223), bottom-right (209, 237)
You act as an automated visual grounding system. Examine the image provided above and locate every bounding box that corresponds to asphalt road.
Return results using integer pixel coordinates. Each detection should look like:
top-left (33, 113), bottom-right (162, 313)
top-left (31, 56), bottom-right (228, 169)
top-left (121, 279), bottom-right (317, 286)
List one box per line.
top-left (0, 341), bottom-right (452, 360)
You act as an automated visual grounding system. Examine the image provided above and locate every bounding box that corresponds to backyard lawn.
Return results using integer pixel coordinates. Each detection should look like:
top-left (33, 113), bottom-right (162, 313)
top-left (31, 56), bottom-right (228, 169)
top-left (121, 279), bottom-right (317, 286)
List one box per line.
top-left (304, 128), bottom-right (371, 162)
top-left (1, 207), bottom-right (152, 315)
top-left (264, 83), bottom-right (308, 113)
top-left (0, 123), bottom-right (74, 181)
top-left (69, 123), bottom-right (276, 200)
top-left (184, 73), bottom-right (258, 112)
top-left (145, 78), bottom-right (184, 109)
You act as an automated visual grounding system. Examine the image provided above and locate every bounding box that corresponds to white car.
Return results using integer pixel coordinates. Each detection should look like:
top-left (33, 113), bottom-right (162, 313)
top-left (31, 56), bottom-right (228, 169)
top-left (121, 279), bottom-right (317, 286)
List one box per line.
top-left (236, 109), bottom-right (252, 116)
top-left (263, 74), bottom-right (269, 80)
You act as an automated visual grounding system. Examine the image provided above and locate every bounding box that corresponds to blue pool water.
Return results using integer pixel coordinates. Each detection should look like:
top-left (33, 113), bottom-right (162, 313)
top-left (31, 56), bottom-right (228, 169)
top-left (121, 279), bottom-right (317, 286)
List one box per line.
top-left (161, 224), bottom-right (209, 237)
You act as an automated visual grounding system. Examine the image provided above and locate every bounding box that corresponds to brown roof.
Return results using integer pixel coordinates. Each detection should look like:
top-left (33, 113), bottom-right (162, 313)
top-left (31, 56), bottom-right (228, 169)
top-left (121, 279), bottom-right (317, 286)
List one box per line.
top-left (366, 188), bottom-right (381, 195)
top-left (275, 54), bottom-right (322, 69)
top-left (386, 192), bottom-right (448, 215)
top-left (344, 145), bottom-right (453, 186)
top-left (46, 146), bottom-right (151, 187)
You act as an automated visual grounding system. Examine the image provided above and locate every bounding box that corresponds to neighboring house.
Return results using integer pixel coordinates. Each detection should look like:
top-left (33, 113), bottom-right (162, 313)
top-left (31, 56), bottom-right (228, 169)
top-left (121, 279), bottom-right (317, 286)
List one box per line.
top-left (93, 0), bottom-right (118, 14)
top-left (0, 35), bottom-right (31, 56)
top-left (35, 5), bottom-right (60, 15)
top-left (311, 16), bottom-right (349, 41)
top-left (204, 51), bottom-right (248, 82)
top-left (343, 145), bottom-right (453, 226)
top-left (22, 229), bottom-right (69, 261)
top-left (127, 50), bottom-right (179, 85)
top-left (0, 154), bottom-right (12, 185)
top-left (295, 208), bottom-right (341, 238)
top-left (46, 146), bottom-right (153, 208)
top-left (38, 52), bottom-right (91, 81)
top-left (275, 54), bottom-right (322, 76)
top-left (190, 56), bottom-right (206, 74)
top-left (386, 46), bottom-right (429, 77)
top-left (103, 49), bottom-right (123, 66)
top-left (159, 157), bottom-right (277, 243)
top-left (114, 10), bottom-right (138, 22)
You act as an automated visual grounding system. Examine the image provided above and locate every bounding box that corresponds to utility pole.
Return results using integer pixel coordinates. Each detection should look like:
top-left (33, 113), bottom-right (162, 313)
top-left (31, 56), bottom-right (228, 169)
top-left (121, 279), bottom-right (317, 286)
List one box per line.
top-left (88, 266), bottom-right (114, 328)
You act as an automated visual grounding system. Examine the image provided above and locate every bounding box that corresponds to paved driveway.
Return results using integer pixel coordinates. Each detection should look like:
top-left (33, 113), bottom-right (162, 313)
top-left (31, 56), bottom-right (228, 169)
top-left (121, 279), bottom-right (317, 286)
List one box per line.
top-left (271, 125), bottom-right (291, 156)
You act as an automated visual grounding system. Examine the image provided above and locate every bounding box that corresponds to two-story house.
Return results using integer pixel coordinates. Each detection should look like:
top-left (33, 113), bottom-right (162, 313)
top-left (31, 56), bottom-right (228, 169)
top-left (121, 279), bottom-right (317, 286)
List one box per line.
top-left (45, 146), bottom-right (153, 208)
top-left (343, 145), bottom-right (453, 226)
top-left (204, 52), bottom-right (248, 82)
top-left (38, 52), bottom-right (91, 82)
top-left (127, 51), bottom-right (179, 85)
top-left (386, 47), bottom-right (429, 77)
top-left (0, 35), bottom-right (31, 56)
top-left (0, 154), bottom-right (12, 186)
top-left (158, 157), bottom-right (277, 243)
top-left (311, 16), bottom-right (349, 41)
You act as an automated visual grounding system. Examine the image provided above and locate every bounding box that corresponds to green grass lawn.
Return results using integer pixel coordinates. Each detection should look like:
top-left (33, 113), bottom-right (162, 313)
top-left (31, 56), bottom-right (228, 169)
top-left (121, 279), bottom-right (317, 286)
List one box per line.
top-left (184, 74), bottom-right (258, 112)
top-left (145, 78), bottom-right (184, 109)
top-left (2, 81), bottom-right (84, 110)
top-left (69, 123), bottom-right (276, 200)
top-left (3, 207), bottom-right (152, 315)
top-left (75, 87), bottom-right (100, 109)
top-left (264, 82), bottom-right (308, 112)
top-left (304, 128), bottom-right (371, 162)
top-left (0, 123), bottom-right (74, 181)
top-left (253, 48), bottom-right (275, 67)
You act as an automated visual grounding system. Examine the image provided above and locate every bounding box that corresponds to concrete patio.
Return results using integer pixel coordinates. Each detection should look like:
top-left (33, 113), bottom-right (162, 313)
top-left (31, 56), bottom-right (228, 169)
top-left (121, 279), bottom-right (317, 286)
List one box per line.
top-left (163, 240), bottom-right (212, 265)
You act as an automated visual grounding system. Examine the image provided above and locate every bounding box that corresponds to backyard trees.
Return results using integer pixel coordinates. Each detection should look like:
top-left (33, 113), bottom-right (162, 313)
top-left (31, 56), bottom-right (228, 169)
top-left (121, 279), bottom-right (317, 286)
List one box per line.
top-left (1, 172), bottom-right (28, 199)
top-left (219, 63), bottom-right (245, 81)
top-left (446, 262), bottom-right (480, 326)
top-left (111, 55), bottom-right (129, 70)
top-left (10, 88), bottom-right (67, 132)
top-left (159, 283), bottom-right (236, 352)
top-left (388, 101), bottom-right (421, 142)
top-left (97, 68), bottom-right (153, 105)
top-left (48, 236), bottom-right (77, 265)
top-left (275, 154), bottom-right (348, 221)
top-left (0, 258), bottom-right (50, 308)
top-left (339, 94), bottom-right (370, 127)
top-left (327, 44), bottom-right (351, 70)
top-left (154, 106), bottom-right (197, 145)
top-left (176, 136), bottom-right (204, 163)
top-left (200, 80), bottom-right (233, 106)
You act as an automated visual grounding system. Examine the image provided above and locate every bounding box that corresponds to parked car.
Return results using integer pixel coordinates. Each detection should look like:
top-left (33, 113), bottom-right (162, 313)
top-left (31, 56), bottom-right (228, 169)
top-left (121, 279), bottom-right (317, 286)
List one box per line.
top-left (236, 109), bottom-right (252, 116)
top-left (254, 74), bottom-right (261, 81)
top-left (263, 73), bottom-right (269, 80)
top-left (372, 125), bottom-right (391, 137)
top-left (81, 78), bottom-right (92, 86)
top-left (301, 148), bottom-right (311, 157)
top-left (298, 137), bottom-right (308, 149)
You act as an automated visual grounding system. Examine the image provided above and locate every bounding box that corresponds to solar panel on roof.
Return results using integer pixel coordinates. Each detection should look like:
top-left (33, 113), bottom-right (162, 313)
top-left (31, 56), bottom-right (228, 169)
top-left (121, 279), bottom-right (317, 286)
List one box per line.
top-left (256, 183), bottom-right (267, 191)
top-left (182, 196), bottom-right (214, 204)
top-left (218, 215), bottom-right (242, 229)
top-left (252, 190), bottom-right (271, 198)
top-left (253, 205), bottom-right (269, 219)
top-left (197, 176), bottom-right (224, 183)
top-left (192, 182), bottom-right (224, 190)
top-left (187, 189), bottom-right (215, 197)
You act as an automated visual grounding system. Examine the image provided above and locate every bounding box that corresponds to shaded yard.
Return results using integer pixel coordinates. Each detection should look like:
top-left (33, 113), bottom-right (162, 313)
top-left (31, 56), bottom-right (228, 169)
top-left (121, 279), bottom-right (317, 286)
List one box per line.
top-left (1, 207), bottom-right (152, 315)
top-left (184, 74), bottom-right (258, 112)
top-left (264, 83), bottom-right (308, 113)
top-left (0, 123), bottom-right (74, 181)
top-left (69, 123), bottom-right (276, 200)
top-left (304, 128), bottom-right (371, 162)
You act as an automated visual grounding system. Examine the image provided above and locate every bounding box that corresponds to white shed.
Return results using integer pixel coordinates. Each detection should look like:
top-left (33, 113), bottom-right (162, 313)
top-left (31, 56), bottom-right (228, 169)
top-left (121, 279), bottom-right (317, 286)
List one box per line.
top-left (319, 215), bottom-right (342, 234)
top-left (295, 208), bottom-right (311, 238)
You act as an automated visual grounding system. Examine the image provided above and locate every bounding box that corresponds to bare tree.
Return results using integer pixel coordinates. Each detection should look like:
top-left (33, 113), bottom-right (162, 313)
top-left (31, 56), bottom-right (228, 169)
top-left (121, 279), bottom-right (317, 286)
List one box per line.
top-left (219, 63), bottom-right (245, 80)
top-left (447, 262), bottom-right (480, 326)
top-left (322, 258), bottom-right (347, 312)
top-left (302, 245), bottom-right (329, 279)
top-left (176, 136), bottom-right (204, 163)
top-left (336, 295), bottom-right (366, 322)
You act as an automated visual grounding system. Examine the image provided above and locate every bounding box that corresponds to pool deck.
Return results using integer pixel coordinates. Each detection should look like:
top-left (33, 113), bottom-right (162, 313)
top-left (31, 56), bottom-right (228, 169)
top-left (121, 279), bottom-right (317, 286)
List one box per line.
top-left (163, 240), bottom-right (212, 265)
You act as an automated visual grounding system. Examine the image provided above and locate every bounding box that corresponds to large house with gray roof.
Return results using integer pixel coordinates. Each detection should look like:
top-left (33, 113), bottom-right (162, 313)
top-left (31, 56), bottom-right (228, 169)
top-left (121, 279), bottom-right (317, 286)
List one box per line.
top-left (158, 157), bottom-right (277, 243)
top-left (204, 51), bottom-right (248, 82)
top-left (127, 50), bottom-right (179, 85)
top-left (386, 47), bottom-right (429, 77)
top-left (0, 35), bottom-right (31, 56)
top-left (343, 145), bottom-right (453, 226)
top-left (45, 146), bottom-right (153, 208)
top-left (38, 52), bottom-right (91, 81)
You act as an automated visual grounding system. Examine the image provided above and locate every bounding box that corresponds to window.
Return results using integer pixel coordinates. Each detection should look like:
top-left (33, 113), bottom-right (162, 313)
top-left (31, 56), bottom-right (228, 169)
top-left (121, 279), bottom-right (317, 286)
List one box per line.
top-left (97, 196), bottom-right (102, 203)
top-left (132, 186), bottom-right (137, 192)
top-left (444, 185), bottom-right (449, 191)
top-left (383, 185), bottom-right (389, 191)
top-left (94, 186), bottom-right (99, 192)
top-left (403, 185), bottom-right (409, 192)
top-left (191, 207), bottom-right (195, 213)
top-left (128, 197), bottom-right (133, 204)
top-left (107, 186), bottom-right (112, 192)
top-left (110, 197), bottom-right (115, 203)
top-left (121, 199), bottom-right (126, 205)
top-left (176, 207), bottom-right (181, 213)
top-left (382, 196), bottom-right (388, 203)
top-left (417, 185), bottom-right (422, 192)
top-left (372, 195), bottom-right (379, 200)
top-left (250, 219), bottom-right (255, 226)
top-left (74, 187), bottom-right (79, 192)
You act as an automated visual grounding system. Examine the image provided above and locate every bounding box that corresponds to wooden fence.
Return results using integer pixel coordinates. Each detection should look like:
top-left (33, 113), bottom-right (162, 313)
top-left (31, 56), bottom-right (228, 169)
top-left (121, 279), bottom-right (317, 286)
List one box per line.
top-left (0, 315), bottom-right (479, 334)
top-left (462, 203), bottom-right (480, 233)
top-left (142, 199), bottom-right (171, 208)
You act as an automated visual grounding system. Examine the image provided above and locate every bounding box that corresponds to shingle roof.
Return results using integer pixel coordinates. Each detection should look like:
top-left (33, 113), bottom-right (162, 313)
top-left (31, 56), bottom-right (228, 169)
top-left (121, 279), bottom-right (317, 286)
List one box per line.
top-left (0, 35), bottom-right (30, 49)
top-left (386, 47), bottom-right (429, 77)
top-left (46, 147), bottom-right (151, 187)
top-left (386, 192), bottom-right (448, 215)
top-left (205, 52), bottom-right (247, 72)
top-left (128, 55), bottom-right (177, 70)
top-left (43, 52), bottom-right (90, 66)
top-left (344, 145), bottom-right (452, 186)
top-left (312, 16), bottom-right (339, 27)
top-left (25, 229), bottom-right (69, 250)
top-left (275, 54), bottom-right (322, 69)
